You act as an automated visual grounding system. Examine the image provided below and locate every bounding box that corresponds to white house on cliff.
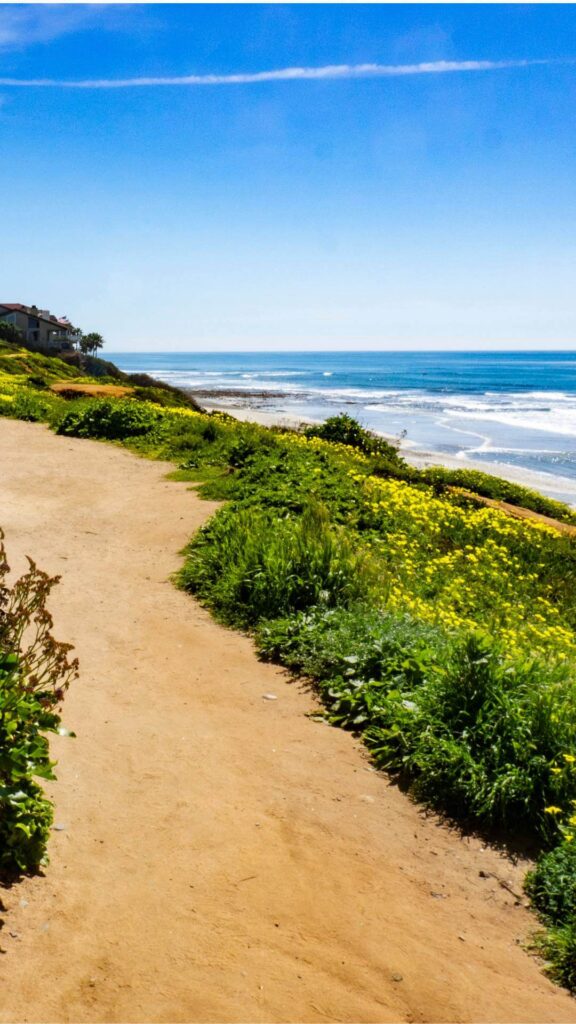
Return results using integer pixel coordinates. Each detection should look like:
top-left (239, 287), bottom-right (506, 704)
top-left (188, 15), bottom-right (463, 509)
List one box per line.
top-left (0, 303), bottom-right (76, 351)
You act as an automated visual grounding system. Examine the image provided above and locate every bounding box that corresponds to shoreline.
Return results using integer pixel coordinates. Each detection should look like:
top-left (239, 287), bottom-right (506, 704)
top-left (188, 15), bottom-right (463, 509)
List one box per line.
top-left (197, 394), bottom-right (576, 508)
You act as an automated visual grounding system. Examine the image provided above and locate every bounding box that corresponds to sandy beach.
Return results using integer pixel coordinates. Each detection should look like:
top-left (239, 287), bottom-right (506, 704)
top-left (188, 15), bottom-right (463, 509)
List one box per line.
top-left (1, 417), bottom-right (575, 1023)
top-left (200, 397), bottom-right (576, 508)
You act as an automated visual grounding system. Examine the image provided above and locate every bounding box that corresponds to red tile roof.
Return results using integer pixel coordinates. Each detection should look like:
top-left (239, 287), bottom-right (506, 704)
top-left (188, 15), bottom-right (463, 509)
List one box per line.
top-left (1, 304), bottom-right (72, 329)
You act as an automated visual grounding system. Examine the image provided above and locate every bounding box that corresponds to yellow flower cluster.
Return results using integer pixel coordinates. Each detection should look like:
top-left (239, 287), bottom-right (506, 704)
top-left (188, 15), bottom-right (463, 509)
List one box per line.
top-left (281, 430), bottom-right (370, 465)
top-left (155, 404), bottom-right (202, 419)
top-left (0, 371), bottom-right (28, 398)
top-left (354, 472), bottom-right (575, 659)
top-left (544, 758), bottom-right (576, 842)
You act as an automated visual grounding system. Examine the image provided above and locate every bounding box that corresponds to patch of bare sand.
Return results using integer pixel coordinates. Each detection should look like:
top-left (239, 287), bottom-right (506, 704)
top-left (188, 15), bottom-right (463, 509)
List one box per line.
top-left (0, 418), bottom-right (574, 1024)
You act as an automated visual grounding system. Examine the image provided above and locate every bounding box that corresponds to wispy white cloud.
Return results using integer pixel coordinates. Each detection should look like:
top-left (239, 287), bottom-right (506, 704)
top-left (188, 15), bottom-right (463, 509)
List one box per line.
top-left (0, 58), bottom-right (558, 89)
top-left (0, 5), bottom-right (104, 50)
top-left (0, 4), bottom-right (147, 52)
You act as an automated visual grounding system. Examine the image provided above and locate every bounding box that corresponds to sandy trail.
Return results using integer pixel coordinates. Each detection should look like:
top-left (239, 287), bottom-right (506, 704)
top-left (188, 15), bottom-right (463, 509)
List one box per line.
top-left (0, 419), bottom-right (574, 1024)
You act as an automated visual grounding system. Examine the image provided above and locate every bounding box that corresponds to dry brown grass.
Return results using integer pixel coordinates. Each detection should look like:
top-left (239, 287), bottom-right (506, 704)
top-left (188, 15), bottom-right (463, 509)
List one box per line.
top-left (50, 382), bottom-right (134, 399)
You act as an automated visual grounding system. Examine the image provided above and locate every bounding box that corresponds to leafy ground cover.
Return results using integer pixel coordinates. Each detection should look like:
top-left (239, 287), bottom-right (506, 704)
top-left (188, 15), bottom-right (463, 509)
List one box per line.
top-left (0, 532), bottom-right (77, 873)
top-left (0, 342), bottom-right (200, 413)
top-left (2, 362), bottom-right (576, 986)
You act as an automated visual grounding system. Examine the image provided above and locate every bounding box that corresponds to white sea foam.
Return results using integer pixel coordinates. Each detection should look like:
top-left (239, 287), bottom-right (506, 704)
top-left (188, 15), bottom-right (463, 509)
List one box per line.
top-left (523, 391), bottom-right (573, 401)
top-left (306, 386), bottom-right (407, 401)
top-left (364, 389), bottom-right (576, 440)
top-left (442, 406), bottom-right (576, 439)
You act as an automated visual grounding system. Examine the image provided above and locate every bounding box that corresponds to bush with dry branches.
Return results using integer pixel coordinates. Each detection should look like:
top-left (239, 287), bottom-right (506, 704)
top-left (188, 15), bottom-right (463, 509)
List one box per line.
top-left (0, 530), bottom-right (78, 873)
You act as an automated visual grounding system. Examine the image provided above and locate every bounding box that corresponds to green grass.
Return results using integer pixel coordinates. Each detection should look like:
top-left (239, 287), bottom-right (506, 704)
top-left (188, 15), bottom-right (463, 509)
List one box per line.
top-left (0, 339), bottom-right (86, 383)
top-left (180, 502), bottom-right (379, 627)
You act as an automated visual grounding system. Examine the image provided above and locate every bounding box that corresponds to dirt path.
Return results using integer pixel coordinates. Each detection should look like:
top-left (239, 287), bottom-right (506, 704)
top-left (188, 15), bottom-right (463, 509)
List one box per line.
top-left (1, 419), bottom-right (575, 1024)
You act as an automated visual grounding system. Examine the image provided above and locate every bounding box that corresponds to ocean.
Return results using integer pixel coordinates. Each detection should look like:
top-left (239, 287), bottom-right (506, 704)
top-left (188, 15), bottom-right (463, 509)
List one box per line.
top-left (108, 351), bottom-right (576, 505)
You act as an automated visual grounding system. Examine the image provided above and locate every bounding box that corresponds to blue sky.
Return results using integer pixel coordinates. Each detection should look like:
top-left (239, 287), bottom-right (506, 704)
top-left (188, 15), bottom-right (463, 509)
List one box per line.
top-left (0, 3), bottom-right (575, 351)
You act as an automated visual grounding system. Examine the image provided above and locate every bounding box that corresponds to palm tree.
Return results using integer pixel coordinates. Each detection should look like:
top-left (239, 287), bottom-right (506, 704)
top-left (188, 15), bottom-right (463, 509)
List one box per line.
top-left (80, 332), bottom-right (104, 356)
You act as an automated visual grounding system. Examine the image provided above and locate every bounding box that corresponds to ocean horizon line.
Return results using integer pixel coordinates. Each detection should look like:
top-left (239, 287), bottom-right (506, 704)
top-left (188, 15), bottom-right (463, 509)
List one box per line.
top-left (107, 347), bottom-right (576, 355)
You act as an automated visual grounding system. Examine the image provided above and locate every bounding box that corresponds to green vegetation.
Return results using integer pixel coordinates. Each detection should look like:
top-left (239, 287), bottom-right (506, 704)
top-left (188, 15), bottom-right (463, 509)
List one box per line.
top-left (258, 610), bottom-right (575, 832)
top-left (2, 365), bottom-right (576, 988)
top-left (303, 411), bottom-right (576, 525)
top-left (79, 331), bottom-right (104, 356)
top-left (0, 533), bottom-right (77, 873)
top-left (0, 320), bottom-right (24, 345)
top-left (526, 844), bottom-right (576, 990)
top-left (527, 842), bottom-right (576, 926)
top-left (0, 339), bottom-right (86, 384)
top-left (304, 411), bottom-right (403, 462)
top-left (0, 342), bottom-right (200, 415)
top-left (182, 503), bottom-right (378, 627)
top-left (414, 465), bottom-right (576, 524)
top-left (57, 398), bottom-right (163, 440)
